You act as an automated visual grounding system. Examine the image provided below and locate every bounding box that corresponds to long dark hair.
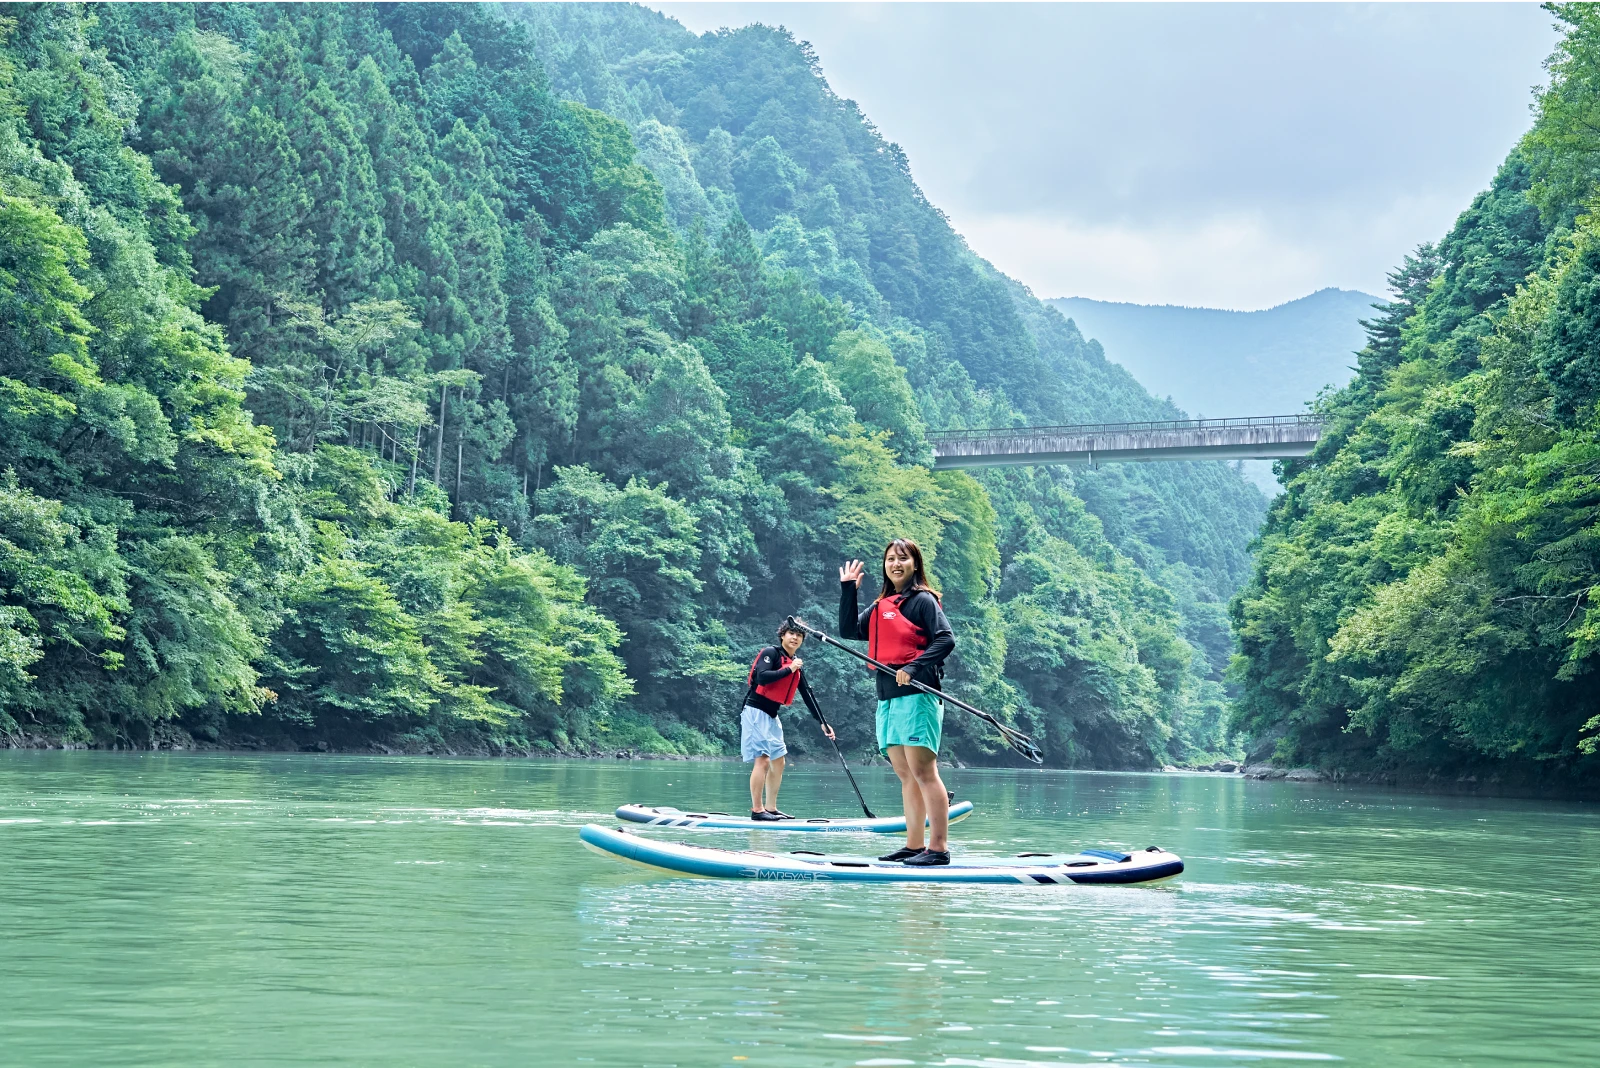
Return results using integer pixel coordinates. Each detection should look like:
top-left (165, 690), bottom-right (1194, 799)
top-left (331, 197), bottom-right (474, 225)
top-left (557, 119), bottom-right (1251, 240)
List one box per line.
top-left (879, 538), bottom-right (939, 601)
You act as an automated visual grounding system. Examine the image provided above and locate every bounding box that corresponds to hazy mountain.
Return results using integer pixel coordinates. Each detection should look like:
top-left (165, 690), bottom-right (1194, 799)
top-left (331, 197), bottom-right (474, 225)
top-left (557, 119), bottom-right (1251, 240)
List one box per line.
top-left (1048, 288), bottom-right (1379, 420)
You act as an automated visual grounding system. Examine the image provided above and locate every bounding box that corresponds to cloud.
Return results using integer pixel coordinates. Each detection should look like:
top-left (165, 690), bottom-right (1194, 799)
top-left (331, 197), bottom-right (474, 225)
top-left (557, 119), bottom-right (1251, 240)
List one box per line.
top-left (958, 212), bottom-right (1322, 309)
top-left (955, 187), bottom-right (1473, 309)
top-left (652, 2), bottom-right (1558, 307)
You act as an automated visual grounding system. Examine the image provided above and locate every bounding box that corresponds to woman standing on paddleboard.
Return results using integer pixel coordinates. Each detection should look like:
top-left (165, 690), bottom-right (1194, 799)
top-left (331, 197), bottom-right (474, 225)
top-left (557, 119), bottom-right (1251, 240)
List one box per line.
top-left (839, 539), bottom-right (956, 865)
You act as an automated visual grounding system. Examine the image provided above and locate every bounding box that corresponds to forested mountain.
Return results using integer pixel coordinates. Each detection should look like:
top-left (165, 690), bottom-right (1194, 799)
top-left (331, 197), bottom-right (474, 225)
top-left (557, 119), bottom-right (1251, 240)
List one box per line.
top-left (0, 2), bottom-right (1263, 768)
top-left (1050, 289), bottom-right (1376, 492)
top-left (1232, 5), bottom-right (1600, 788)
top-left (1049, 289), bottom-right (1376, 419)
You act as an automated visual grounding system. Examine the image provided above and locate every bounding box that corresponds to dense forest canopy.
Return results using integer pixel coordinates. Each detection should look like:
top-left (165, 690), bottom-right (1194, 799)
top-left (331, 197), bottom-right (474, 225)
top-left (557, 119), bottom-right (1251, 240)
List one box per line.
top-left (0, 2), bottom-right (1266, 768)
top-left (1232, 3), bottom-right (1600, 788)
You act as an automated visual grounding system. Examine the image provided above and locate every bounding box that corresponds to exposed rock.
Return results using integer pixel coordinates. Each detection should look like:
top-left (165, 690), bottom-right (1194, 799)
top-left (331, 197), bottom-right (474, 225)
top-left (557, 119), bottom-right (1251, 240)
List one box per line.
top-left (1162, 764), bottom-right (1180, 773)
top-left (1244, 728), bottom-right (1288, 766)
top-left (1189, 760), bottom-right (1244, 773)
top-left (1242, 763), bottom-right (1326, 781)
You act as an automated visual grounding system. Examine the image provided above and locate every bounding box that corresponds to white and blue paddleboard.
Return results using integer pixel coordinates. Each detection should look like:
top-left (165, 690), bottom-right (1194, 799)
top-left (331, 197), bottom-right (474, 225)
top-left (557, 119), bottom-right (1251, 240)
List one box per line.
top-left (614, 801), bottom-right (974, 833)
top-left (580, 824), bottom-right (1183, 884)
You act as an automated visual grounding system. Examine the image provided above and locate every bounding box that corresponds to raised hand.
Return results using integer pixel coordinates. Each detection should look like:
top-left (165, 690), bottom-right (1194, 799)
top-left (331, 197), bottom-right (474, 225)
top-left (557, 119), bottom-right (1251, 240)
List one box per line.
top-left (789, 657), bottom-right (803, 671)
top-left (839, 559), bottom-right (866, 587)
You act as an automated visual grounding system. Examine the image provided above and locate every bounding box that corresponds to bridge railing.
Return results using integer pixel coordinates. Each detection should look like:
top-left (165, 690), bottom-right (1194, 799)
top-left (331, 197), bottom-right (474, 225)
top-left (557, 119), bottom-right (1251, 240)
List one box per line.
top-left (926, 413), bottom-right (1322, 443)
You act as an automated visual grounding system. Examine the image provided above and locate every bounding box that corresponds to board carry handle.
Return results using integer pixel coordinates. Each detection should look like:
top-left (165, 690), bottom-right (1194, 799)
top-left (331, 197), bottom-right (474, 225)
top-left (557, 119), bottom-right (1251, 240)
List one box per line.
top-left (784, 615), bottom-right (1045, 765)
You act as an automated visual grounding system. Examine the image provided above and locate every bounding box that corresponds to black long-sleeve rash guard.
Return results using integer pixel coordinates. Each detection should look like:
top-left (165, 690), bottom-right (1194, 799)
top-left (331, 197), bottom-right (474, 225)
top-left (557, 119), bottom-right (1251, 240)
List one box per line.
top-left (744, 646), bottom-right (828, 726)
top-left (839, 581), bottom-right (955, 701)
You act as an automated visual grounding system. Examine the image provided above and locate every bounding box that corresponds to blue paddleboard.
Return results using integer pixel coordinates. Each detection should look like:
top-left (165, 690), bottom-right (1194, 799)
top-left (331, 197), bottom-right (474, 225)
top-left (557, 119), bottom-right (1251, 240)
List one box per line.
top-left (580, 824), bottom-right (1184, 884)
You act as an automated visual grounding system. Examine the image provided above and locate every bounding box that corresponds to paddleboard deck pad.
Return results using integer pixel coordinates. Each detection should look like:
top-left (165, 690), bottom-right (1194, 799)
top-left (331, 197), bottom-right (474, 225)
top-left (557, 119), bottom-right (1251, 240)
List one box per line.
top-left (615, 800), bottom-right (974, 833)
top-left (580, 824), bottom-right (1183, 884)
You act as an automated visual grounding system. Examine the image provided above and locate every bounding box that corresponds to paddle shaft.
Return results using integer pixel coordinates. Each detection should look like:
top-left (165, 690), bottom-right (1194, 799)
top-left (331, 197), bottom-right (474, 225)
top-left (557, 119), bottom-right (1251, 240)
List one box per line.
top-left (800, 678), bottom-right (874, 817)
top-left (786, 616), bottom-right (1044, 764)
top-left (822, 727), bottom-right (875, 818)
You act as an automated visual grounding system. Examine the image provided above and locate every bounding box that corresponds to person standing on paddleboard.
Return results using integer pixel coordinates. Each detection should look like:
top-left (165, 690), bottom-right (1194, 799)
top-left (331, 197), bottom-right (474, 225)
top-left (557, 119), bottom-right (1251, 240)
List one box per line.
top-left (742, 621), bottom-right (835, 821)
top-left (839, 539), bottom-right (956, 865)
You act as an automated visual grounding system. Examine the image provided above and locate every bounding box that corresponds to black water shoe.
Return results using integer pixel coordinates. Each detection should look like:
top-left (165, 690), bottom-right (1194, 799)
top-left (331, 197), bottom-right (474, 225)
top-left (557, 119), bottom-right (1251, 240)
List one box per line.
top-left (766, 809), bottom-right (794, 820)
top-left (902, 849), bottom-right (951, 866)
top-left (751, 810), bottom-right (780, 822)
top-left (877, 846), bottom-right (923, 862)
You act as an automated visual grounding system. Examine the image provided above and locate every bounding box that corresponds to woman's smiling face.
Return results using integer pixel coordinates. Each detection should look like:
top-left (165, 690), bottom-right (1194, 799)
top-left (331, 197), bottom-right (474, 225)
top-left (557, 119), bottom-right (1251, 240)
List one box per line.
top-left (884, 543), bottom-right (916, 589)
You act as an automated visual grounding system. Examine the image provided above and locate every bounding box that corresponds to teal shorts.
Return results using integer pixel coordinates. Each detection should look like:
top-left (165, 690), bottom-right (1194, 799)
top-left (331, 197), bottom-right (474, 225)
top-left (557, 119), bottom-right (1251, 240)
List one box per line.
top-left (876, 693), bottom-right (943, 755)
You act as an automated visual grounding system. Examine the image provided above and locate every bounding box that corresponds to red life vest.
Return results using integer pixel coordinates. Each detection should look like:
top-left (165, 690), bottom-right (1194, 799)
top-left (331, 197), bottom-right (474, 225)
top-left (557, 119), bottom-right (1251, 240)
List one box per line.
top-left (867, 592), bottom-right (931, 667)
top-left (747, 648), bottom-right (801, 706)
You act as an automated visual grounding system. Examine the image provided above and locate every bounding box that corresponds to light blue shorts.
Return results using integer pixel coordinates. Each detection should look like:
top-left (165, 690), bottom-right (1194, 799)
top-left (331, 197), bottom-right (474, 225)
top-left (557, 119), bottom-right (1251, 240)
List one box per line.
top-left (740, 705), bottom-right (787, 761)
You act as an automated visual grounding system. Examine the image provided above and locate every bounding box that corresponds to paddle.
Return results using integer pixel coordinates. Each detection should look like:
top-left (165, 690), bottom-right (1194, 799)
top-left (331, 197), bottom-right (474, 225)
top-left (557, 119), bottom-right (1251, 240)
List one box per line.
top-left (802, 685), bottom-right (875, 818)
top-left (785, 615), bottom-right (1045, 765)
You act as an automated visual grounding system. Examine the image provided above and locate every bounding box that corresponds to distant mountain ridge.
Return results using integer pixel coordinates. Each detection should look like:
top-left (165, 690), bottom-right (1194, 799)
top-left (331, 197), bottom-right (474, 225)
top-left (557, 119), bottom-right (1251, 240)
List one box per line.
top-left (1048, 288), bottom-right (1380, 421)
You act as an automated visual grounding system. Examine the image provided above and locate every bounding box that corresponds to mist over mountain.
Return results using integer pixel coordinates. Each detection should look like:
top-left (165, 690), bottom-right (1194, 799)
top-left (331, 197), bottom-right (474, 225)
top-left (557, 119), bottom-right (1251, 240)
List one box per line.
top-left (1049, 288), bottom-right (1379, 421)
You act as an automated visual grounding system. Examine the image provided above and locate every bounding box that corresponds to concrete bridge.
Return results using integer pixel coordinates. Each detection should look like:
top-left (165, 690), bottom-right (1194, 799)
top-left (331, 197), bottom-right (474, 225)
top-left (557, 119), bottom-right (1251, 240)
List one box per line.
top-left (929, 415), bottom-right (1323, 470)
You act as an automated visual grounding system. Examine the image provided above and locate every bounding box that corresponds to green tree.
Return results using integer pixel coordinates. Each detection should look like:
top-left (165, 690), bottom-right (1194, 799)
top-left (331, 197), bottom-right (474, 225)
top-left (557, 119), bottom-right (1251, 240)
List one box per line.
top-left (824, 329), bottom-right (930, 463)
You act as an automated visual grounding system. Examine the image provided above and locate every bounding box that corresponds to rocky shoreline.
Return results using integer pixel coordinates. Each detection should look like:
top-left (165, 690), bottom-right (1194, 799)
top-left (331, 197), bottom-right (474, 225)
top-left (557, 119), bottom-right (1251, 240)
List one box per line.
top-left (1161, 761), bottom-right (1327, 781)
top-left (1164, 758), bottom-right (1599, 800)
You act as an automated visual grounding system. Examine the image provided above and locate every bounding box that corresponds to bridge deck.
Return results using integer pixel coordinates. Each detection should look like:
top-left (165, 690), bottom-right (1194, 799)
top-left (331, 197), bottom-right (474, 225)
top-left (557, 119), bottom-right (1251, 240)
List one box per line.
top-left (930, 415), bottom-right (1322, 470)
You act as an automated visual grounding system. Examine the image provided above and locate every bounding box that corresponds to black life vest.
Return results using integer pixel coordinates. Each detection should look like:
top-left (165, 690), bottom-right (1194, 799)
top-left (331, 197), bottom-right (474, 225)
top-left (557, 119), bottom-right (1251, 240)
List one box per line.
top-left (747, 647), bottom-right (800, 706)
top-left (867, 591), bottom-right (932, 668)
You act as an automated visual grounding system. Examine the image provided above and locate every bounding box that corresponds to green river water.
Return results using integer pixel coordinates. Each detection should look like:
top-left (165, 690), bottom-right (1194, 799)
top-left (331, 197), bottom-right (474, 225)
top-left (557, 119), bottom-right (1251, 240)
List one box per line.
top-left (1, 752), bottom-right (1596, 1067)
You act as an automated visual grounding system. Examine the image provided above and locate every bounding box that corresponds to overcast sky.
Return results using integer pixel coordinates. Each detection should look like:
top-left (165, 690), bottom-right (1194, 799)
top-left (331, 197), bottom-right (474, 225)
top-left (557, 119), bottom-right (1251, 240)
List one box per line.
top-left (650, 2), bottom-right (1558, 310)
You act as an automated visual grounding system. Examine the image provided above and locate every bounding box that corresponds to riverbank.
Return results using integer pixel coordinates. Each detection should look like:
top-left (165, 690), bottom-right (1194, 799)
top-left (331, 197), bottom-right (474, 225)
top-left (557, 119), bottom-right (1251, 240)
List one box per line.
top-left (6, 727), bottom-right (1596, 800)
top-left (0, 726), bottom-right (736, 762)
top-left (1241, 759), bottom-right (1600, 802)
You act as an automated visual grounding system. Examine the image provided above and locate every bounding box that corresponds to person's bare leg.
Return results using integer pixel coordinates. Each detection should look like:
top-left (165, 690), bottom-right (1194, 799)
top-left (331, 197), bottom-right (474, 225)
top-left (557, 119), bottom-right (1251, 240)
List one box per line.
top-left (906, 746), bottom-right (949, 851)
top-left (888, 746), bottom-right (926, 851)
top-left (749, 755), bottom-right (769, 812)
top-left (764, 755), bottom-right (786, 810)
